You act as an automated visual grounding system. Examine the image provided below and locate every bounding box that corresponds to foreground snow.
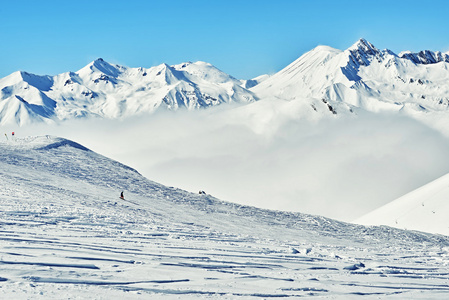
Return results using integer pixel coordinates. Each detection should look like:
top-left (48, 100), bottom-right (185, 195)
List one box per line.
top-left (1, 137), bottom-right (449, 298)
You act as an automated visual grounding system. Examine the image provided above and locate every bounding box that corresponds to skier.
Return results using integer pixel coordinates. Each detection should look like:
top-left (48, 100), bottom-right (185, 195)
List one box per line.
top-left (120, 191), bottom-right (124, 200)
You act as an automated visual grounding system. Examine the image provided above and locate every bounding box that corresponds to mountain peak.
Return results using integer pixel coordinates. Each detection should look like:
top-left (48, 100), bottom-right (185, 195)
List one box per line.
top-left (75, 58), bottom-right (123, 79)
top-left (1, 71), bottom-right (54, 92)
top-left (348, 38), bottom-right (380, 55)
top-left (90, 58), bottom-right (122, 77)
top-left (311, 45), bottom-right (341, 53)
top-left (345, 38), bottom-right (382, 67)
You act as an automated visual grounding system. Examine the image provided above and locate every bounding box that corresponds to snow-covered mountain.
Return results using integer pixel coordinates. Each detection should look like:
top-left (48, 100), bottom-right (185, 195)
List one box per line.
top-left (0, 59), bottom-right (257, 126)
top-left (252, 39), bottom-right (449, 123)
top-left (3, 39), bottom-right (449, 128)
top-left (3, 135), bottom-right (449, 298)
top-left (4, 39), bottom-right (449, 127)
top-left (355, 172), bottom-right (449, 236)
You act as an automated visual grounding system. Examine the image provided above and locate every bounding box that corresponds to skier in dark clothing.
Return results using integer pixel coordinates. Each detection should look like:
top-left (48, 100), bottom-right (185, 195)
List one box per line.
top-left (120, 191), bottom-right (124, 199)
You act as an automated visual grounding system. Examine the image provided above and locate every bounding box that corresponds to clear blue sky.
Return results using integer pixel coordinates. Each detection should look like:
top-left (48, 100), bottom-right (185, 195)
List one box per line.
top-left (1, 0), bottom-right (449, 79)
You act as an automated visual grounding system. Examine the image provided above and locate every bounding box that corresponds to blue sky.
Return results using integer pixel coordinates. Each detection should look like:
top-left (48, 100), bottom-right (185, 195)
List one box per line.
top-left (1, 0), bottom-right (449, 79)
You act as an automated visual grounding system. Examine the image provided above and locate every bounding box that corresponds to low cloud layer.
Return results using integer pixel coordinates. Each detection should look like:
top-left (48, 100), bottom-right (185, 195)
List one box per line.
top-left (9, 104), bottom-right (449, 221)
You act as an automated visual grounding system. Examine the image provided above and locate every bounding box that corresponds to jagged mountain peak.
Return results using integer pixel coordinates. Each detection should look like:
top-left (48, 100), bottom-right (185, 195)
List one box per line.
top-left (78, 58), bottom-right (124, 78)
top-left (348, 38), bottom-right (379, 54)
top-left (345, 38), bottom-right (383, 67)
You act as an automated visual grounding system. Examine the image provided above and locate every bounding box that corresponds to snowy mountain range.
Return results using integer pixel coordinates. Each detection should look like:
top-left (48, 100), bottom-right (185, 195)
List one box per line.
top-left (3, 38), bottom-right (449, 126)
top-left (2, 135), bottom-right (449, 298)
top-left (0, 59), bottom-right (257, 125)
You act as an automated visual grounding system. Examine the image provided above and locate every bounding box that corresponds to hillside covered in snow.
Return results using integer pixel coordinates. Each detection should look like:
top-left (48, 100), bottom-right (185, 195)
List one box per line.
top-left (356, 172), bottom-right (449, 236)
top-left (2, 136), bottom-right (449, 298)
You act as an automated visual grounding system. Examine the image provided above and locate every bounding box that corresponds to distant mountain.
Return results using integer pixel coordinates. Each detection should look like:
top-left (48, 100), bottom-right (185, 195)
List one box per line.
top-left (3, 39), bottom-right (449, 126)
top-left (0, 59), bottom-right (257, 126)
top-left (252, 38), bottom-right (449, 123)
top-left (355, 173), bottom-right (449, 236)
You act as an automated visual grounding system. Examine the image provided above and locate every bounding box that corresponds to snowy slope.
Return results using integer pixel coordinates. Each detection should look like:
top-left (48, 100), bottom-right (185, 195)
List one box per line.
top-left (2, 136), bottom-right (449, 298)
top-left (355, 173), bottom-right (449, 236)
top-left (0, 59), bottom-right (256, 125)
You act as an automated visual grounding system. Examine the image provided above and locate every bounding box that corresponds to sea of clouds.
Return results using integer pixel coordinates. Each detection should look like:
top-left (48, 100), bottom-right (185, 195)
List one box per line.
top-left (9, 102), bottom-right (449, 222)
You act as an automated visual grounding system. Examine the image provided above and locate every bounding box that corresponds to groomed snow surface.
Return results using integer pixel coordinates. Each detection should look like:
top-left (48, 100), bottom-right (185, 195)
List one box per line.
top-left (2, 136), bottom-right (449, 298)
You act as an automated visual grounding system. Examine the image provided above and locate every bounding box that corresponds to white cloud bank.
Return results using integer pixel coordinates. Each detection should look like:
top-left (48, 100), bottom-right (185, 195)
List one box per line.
top-left (7, 103), bottom-right (449, 222)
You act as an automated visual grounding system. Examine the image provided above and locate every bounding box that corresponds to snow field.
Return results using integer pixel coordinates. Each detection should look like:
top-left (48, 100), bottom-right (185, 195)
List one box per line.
top-left (1, 136), bottom-right (449, 298)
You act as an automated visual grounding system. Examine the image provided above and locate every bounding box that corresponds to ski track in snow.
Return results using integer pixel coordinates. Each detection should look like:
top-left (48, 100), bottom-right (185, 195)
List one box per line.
top-left (1, 137), bottom-right (449, 298)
